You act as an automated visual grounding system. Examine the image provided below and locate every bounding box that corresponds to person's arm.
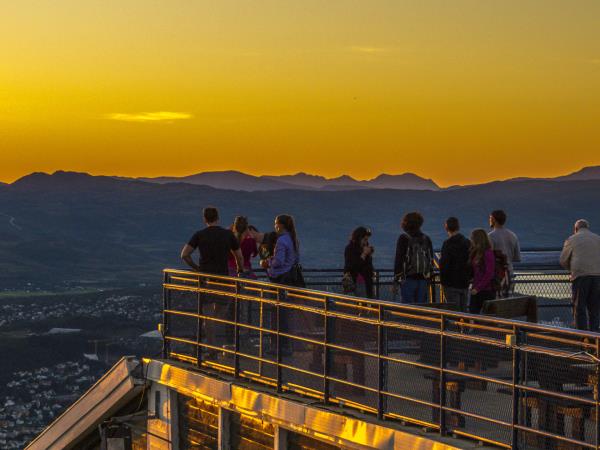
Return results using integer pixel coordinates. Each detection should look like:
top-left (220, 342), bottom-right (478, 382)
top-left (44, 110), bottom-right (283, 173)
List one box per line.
top-left (559, 239), bottom-right (572, 270)
top-left (394, 235), bottom-right (408, 280)
top-left (269, 237), bottom-right (288, 270)
top-left (513, 235), bottom-right (522, 263)
top-left (181, 243), bottom-right (200, 271)
top-left (439, 241), bottom-right (450, 279)
top-left (344, 245), bottom-right (353, 273)
top-left (232, 248), bottom-right (244, 273)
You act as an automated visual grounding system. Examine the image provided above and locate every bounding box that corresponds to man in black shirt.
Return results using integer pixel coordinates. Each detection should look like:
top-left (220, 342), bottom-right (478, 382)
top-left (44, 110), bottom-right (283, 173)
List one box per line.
top-left (181, 207), bottom-right (243, 275)
top-left (439, 217), bottom-right (471, 311)
top-left (180, 207), bottom-right (244, 355)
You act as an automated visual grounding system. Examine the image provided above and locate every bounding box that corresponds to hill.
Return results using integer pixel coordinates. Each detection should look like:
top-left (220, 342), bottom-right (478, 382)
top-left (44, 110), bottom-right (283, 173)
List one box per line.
top-left (1, 171), bottom-right (600, 287)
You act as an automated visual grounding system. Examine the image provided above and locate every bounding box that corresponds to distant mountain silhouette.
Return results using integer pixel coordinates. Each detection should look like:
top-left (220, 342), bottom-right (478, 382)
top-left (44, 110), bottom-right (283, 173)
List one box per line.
top-left (2, 170), bottom-right (600, 287)
top-left (135, 170), bottom-right (439, 191)
top-left (555, 166), bottom-right (600, 181)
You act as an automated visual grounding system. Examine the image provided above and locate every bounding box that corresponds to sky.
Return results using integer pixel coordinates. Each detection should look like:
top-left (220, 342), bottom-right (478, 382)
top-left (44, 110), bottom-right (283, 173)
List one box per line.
top-left (1, 0), bottom-right (599, 186)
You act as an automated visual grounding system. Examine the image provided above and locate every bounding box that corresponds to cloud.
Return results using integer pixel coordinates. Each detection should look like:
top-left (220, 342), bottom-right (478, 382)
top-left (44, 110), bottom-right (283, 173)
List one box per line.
top-left (349, 46), bottom-right (387, 54)
top-left (106, 111), bottom-right (193, 123)
top-left (588, 58), bottom-right (600, 65)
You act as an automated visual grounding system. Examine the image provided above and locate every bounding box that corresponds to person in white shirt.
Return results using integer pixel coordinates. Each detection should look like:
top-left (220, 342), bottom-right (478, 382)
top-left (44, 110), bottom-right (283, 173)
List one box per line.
top-left (488, 210), bottom-right (521, 297)
top-left (560, 219), bottom-right (600, 331)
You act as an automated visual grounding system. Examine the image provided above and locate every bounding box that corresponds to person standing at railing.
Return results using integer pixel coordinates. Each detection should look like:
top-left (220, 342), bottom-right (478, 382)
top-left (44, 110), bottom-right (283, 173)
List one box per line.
top-left (343, 226), bottom-right (375, 298)
top-left (560, 219), bottom-right (600, 332)
top-left (393, 212), bottom-right (434, 303)
top-left (227, 216), bottom-right (258, 278)
top-left (488, 209), bottom-right (521, 297)
top-left (180, 207), bottom-right (244, 276)
top-left (439, 217), bottom-right (472, 311)
top-left (469, 229), bottom-right (496, 314)
top-left (261, 214), bottom-right (304, 287)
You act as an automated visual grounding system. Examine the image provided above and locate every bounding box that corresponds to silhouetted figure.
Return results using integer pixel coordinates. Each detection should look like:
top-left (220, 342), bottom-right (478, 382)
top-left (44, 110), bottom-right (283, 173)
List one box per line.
top-left (439, 217), bottom-right (471, 311)
top-left (488, 210), bottom-right (520, 297)
top-left (560, 219), bottom-right (600, 331)
top-left (343, 226), bottom-right (375, 298)
top-left (469, 229), bottom-right (496, 314)
top-left (394, 212), bottom-right (434, 303)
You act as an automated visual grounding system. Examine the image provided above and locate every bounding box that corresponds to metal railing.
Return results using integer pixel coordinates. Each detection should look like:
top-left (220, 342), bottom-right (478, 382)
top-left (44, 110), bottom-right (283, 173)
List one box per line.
top-left (162, 269), bottom-right (598, 450)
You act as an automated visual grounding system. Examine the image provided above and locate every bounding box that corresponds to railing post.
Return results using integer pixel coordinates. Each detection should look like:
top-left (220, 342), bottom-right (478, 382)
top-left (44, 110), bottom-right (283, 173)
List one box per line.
top-left (323, 297), bottom-right (331, 405)
top-left (596, 337), bottom-right (600, 450)
top-left (196, 275), bottom-right (203, 368)
top-left (510, 327), bottom-right (521, 449)
top-left (377, 303), bottom-right (386, 420)
top-left (162, 271), bottom-right (170, 359)
top-left (375, 270), bottom-right (380, 299)
top-left (439, 314), bottom-right (446, 436)
top-left (276, 287), bottom-right (283, 393)
top-left (233, 279), bottom-right (240, 378)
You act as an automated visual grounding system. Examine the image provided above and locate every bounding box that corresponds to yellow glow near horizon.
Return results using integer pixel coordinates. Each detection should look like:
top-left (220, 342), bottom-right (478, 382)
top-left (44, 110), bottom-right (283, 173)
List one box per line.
top-left (1, 1), bottom-right (599, 186)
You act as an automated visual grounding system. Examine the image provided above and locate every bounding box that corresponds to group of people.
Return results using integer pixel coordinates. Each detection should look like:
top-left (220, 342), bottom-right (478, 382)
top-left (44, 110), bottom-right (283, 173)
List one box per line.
top-left (343, 210), bottom-right (520, 315)
top-left (181, 206), bottom-right (600, 332)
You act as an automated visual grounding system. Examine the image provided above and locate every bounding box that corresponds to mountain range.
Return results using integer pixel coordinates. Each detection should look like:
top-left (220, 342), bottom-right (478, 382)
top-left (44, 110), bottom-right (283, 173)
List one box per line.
top-left (2, 168), bottom-right (600, 287)
top-left (127, 166), bottom-right (600, 191)
top-left (135, 171), bottom-right (440, 191)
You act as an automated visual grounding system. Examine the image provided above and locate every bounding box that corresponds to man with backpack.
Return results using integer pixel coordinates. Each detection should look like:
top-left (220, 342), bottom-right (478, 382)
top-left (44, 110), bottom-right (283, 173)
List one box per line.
top-left (394, 212), bottom-right (434, 303)
top-left (488, 209), bottom-right (521, 297)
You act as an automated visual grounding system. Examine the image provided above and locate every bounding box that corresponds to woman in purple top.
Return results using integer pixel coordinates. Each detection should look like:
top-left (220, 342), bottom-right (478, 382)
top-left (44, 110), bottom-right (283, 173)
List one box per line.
top-left (469, 228), bottom-right (496, 314)
top-left (262, 214), bottom-right (302, 286)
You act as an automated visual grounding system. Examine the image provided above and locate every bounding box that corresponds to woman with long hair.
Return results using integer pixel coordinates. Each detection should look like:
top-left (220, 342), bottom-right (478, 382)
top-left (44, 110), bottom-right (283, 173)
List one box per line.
top-left (262, 214), bottom-right (304, 287)
top-left (469, 228), bottom-right (496, 313)
top-left (344, 226), bottom-right (375, 298)
top-left (227, 216), bottom-right (258, 277)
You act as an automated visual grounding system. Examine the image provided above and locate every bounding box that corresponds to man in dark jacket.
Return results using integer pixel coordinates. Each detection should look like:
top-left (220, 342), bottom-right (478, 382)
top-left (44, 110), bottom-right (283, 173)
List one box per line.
top-left (439, 217), bottom-right (471, 311)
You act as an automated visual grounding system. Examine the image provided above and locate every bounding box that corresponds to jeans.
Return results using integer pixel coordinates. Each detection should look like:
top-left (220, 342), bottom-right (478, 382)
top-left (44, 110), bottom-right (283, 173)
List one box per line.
top-left (572, 276), bottom-right (600, 332)
top-left (443, 286), bottom-right (469, 312)
top-left (400, 278), bottom-right (429, 304)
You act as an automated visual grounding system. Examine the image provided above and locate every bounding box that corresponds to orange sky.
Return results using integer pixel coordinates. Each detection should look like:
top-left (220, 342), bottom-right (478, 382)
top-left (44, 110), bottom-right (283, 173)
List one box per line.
top-left (1, 1), bottom-right (599, 186)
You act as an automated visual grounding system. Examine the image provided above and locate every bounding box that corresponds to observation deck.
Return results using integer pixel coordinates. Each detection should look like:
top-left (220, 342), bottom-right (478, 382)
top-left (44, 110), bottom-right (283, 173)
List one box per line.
top-left (28, 264), bottom-right (600, 450)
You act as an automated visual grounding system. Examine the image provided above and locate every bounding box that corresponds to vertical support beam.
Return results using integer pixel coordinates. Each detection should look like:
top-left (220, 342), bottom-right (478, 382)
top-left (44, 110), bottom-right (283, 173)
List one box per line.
top-left (168, 390), bottom-right (179, 450)
top-left (233, 280), bottom-right (240, 378)
top-left (511, 328), bottom-right (521, 449)
top-left (374, 271), bottom-right (380, 299)
top-left (218, 408), bottom-right (231, 450)
top-left (439, 315), bottom-right (446, 436)
top-left (274, 426), bottom-right (288, 450)
top-left (162, 271), bottom-right (170, 359)
top-left (276, 287), bottom-right (283, 393)
top-left (594, 338), bottom-right (600, 449)
top-left (377, 303), bottom-right (386, 420)
top-left (323, 297), bottom-right (331, 405)
top-left (196, 277), bottom-right (203, 368)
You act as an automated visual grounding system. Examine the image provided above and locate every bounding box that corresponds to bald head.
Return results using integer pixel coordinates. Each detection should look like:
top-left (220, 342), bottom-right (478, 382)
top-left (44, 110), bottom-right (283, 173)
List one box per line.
top-left (575, 219), bottom-right (590, 233)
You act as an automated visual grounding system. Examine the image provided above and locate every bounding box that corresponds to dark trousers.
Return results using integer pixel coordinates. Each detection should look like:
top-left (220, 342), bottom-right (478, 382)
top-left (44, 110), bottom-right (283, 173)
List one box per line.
top-left (572, 276), bottom-right (600, 332)
top-left (469, 290), bottom-right (495, 314)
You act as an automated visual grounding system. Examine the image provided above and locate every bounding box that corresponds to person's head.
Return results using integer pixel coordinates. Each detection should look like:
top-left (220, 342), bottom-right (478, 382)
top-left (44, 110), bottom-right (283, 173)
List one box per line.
top-left (489, 210), bottom-right (507, 228)
top-left (232, 216), bottom-right (249, 241)
top-left (275, 214), bottom-right (299, 251)
top-left (203, 207), bottom-right (219, 225)
top-left (575, 219), bottom-right (590, 234)
top-left (445, 217), bottom-right (460, 235)
top-left (350, 226), bottom-right (372, 248)
top-left (401, 212), bottom-right (424, 235)
top-left (470, 228), bottom-right (492, 262)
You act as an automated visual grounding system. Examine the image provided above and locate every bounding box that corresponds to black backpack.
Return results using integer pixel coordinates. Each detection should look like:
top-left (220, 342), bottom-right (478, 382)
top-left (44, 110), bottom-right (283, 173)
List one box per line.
top-left (404, 235), bottom-right (433, 278)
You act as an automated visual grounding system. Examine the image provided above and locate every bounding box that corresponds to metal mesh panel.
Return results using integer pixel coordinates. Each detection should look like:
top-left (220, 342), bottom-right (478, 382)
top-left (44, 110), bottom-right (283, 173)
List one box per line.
top-left (229, 411), bottom-right (275, 450)
top-left (286, 431), bottom-right (341, 450)
top-left (178, 395), bottom-right (219, 450)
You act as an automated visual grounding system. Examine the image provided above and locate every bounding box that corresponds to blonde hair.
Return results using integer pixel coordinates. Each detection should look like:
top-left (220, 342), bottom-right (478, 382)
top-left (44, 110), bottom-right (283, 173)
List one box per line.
top-left (470, 228), bottom-right (492, 263)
